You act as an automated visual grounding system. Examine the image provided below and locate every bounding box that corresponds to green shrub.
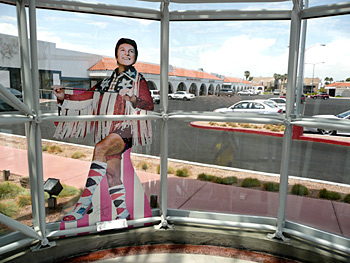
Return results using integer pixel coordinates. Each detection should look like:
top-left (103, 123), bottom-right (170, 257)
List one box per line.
top-left (47, 145), bottom-right (63, 153)
top-left (343, 194), bottom-right (350, 204)
top-left (263, 182), bottom-right (280, 192)
top-left (42, 145), bottom-right (49, 151)
top-left (157, 165), bottom-right (174, 174)
top-left (218, 176), bottom-right (237, 185)
top-left (0, 201), bottom-right (19, 218)
top-left (175, 168), bottom-right (189, 177)
top-left (0, 182), bottom-right (26, 200)
top-left (141, 163), bottom-right (148, 171)
top-left (241, 178), bottom-right (260, 188)
top-left (17, 195), bottom-right (31, 207)
top-left (197, 173), bottom-right (216, 182)
top-left (319, 188), bottom-right (341, 201)
top-left (291, 184), bottom-right (309, 196)
top-left (71, 151), bottom-right (86, 159)
top-left (58, 184), bottom-right (80, 197)
top-left (197, 173), bottom-right (237, 185)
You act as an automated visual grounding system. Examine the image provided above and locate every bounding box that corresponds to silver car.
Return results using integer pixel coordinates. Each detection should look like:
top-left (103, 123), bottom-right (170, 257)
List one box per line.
top-left (214, 100), bottom-right (282, 114)
top-left (307, 110), bottom-right (350, 135)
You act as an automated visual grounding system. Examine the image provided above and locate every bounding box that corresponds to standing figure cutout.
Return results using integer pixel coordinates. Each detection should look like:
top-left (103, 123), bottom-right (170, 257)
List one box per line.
top-left (53, 38), bottom-right (153, 230)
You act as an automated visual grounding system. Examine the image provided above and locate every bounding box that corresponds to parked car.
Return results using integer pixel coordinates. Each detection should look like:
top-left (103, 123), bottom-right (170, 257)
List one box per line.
top-left (280, 93), bottom-right (306, 104)
top-left (217, 88), bottom-right (233, 97)
top-left (150, 90), bottom-right (160, 104)
top-left (214, 100), bottom-right (282, 114)
top-left (310, 92), bottom-right (330, 100)
top-left (305, 110), bottom-right (350, 135)
top-left (237, 90), bottom-right (254, 96)
top-left (254, 99), bottom-right (280, 110)
top-left (168, 91), bottom-right (195, 101)
top-left (268, 98), bottom-right (286, 113)
top-left (0, 88), bottom-right (23, 112)
top-left (273, 90), bottom-right (280, 95)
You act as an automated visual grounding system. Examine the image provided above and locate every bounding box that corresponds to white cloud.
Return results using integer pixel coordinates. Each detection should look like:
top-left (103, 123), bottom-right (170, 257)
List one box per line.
top-left (0, 16), bottom-right (16, 23)
top-left (303, 38), bottom-right (350, 81)
top-left (198, 35), bottom-right (288, 78)
top-left (0, 23), bottom-right (18, 36)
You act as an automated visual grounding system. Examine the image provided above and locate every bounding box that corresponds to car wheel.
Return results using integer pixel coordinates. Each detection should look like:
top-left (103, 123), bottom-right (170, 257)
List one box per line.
top-left (319, 129), bottom-right (337, 135)
top-left (313, 97), bottom-right (317, 99)
top-left (183, 97), bottom-right (188, 101)
top-left (168, 96), bottom-right (172, 100)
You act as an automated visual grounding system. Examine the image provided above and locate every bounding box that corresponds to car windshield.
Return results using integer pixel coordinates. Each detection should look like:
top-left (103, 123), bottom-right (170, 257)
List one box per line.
top-left (271, 99), bottom-right (285, 103)
top-left (337, 110), bottom-right (350, 119)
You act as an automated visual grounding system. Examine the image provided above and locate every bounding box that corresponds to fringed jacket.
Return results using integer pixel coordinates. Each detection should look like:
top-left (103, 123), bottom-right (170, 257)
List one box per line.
top-left (54, 66), bottom-right (154, 147)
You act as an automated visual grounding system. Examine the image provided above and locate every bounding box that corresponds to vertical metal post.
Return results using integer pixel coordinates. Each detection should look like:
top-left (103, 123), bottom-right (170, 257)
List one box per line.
top-left (157, 0), bottom-right (172, 229)
top-left (16, 0), bottom-right (50, 247)
top-left (296, 0), bottom-right (308, 116)
top-left (269, 0), bottom-right (302, 241)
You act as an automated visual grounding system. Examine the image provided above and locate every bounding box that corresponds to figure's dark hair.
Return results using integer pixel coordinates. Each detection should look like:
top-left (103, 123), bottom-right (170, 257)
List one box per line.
top-left (115, 38), bottom-right (138, 64)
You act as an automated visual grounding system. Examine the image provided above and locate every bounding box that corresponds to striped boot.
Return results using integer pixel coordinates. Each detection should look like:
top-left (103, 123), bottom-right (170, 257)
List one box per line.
top-left (109, 185), bottom-right (130, 219)
top-left (63, 161), bottom-right (107, 222)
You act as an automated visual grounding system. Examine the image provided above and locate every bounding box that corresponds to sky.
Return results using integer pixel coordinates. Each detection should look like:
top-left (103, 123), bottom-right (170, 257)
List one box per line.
top-left (0, 0), bottom-right (349, 82)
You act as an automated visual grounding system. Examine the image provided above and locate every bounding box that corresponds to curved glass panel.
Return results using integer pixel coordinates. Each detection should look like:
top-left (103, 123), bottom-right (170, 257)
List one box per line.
top-left (166, 121), bottom-right (280, 217)
top-left (169, 1), bottom-right (293, 11)
top-left (286, 14), bottom-right (350, 238)
top-left (168, 20), bottom-right (290, 107)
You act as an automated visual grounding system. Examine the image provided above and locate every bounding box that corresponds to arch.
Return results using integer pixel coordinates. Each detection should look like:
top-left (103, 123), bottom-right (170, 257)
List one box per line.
top-left (199, 83), bottom-right (207, 96)
top-left (215, 85), bottom-right (220, 95)
top-left (189, 83), bottom-right (197, 95)
top-left (208, 84), bottom-right (215, 95)
top-left (147, 80), bottom-right (157, 90)
top-left (168, 82), bottom-right (174, 94)
top-left (177, 82), bottom-right (186, 92)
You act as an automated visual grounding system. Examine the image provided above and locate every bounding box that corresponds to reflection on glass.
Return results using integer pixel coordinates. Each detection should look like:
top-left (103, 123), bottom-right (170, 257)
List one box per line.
top-left (0, 128), bottom-right (32, 230)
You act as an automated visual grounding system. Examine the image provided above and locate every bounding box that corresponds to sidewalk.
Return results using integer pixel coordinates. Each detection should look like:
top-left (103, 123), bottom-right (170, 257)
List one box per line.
top-left (0, 146), bottom-right (349, 238)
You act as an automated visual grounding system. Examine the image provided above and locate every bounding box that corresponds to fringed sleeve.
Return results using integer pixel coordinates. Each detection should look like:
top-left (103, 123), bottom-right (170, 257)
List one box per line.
top-left (54, 92), bottom-right (100, 139)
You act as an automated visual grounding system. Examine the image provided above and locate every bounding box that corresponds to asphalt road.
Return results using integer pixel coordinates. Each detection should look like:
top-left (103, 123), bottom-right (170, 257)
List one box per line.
top-left (1, 95), bottom-right (350, 184)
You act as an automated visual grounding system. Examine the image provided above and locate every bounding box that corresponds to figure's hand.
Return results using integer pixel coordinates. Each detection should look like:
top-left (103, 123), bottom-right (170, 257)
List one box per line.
top-left (53, 85), bottom-right (65, 101)
top-left (122, 94), bottom-right (137, 104)
top-left (120, 88), bottom-right (136, 104)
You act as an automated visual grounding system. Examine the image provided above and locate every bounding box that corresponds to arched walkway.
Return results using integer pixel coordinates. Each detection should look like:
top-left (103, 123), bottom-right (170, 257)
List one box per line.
top-left (168, 82), bottom-right (174, 94)
top-left (177, 82), bottom-right (186, 92)
top-left (147, 80), bottom-right (157, 90)
top-left (189, 83), bottom-right (197, 96)
top-left (199, 83), bottom-right (207, 96)
top-left (208, 84), bottom-right (214, 95)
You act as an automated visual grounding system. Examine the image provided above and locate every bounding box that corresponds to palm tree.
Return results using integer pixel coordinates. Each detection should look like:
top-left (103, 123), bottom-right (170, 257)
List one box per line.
top-left (273, 73), bottom-right (281, 90)
top-left (244, 71), bottom-right (250, 80)
top-left (324, 77), bottom-right (330, 85)
top-left (281, 73), bottom-right (288, 89)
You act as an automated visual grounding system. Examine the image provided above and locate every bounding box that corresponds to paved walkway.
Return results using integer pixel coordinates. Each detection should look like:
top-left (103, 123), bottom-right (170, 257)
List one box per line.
top-left (0, 145), bottom-right (349, 238)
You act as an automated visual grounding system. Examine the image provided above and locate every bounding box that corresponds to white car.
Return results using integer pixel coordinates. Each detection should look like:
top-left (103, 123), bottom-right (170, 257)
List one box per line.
top-left (168, 91), bottom-right (195, 101)
top-left (237, 90), bottom-right (254, 96)
top-left (150, 90), bottom-right (160, 104)
top-left (254, 99), bottom-right (280, 109)
top-left (268, 98), bottom-right (286, 113)
top-left (306, 110), bottom-right (350, 135)
top-left (214, 100), bottom-right (282, 114)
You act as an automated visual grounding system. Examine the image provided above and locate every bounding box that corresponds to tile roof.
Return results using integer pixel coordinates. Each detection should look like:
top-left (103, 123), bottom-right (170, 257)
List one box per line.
top-left (325, 82), bottom-right (350, 87)
top-left (223, 77), bottom-right (251, 84)
top-left (89, 57), bottom-right (221, 80)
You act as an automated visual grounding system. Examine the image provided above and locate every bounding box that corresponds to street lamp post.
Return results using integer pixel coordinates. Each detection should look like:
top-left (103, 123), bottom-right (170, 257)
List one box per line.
top-left (306, 62), bottom-right (325, 93)
top-left (296, 43), bottom-right (326, 115)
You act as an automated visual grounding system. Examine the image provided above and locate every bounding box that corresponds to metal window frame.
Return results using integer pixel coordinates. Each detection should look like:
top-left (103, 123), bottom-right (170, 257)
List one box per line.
top-left (0, 0), bottom-right (349, 256)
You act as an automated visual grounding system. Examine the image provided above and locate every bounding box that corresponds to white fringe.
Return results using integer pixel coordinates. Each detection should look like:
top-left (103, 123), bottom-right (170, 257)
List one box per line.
top-left (54, 71), bottom-right (152, 148)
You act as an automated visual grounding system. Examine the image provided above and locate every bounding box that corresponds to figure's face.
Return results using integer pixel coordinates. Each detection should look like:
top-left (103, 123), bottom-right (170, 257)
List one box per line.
top-left (117, 43), bottom-right (136, 67)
